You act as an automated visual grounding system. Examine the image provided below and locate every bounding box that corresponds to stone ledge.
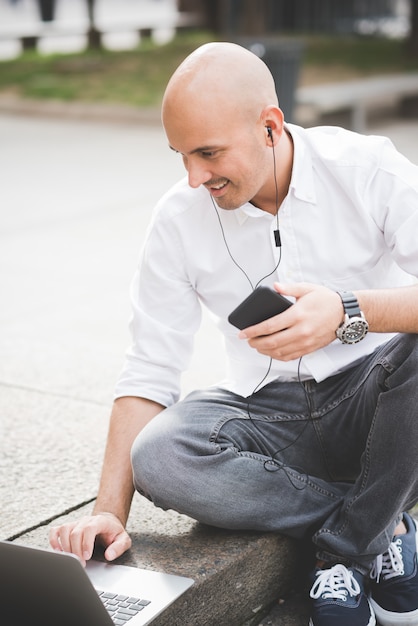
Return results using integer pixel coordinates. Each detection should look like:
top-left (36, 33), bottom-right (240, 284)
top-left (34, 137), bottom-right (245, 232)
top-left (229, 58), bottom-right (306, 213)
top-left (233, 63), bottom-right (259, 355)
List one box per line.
top-left (14, 494), bottom-right (303, 626)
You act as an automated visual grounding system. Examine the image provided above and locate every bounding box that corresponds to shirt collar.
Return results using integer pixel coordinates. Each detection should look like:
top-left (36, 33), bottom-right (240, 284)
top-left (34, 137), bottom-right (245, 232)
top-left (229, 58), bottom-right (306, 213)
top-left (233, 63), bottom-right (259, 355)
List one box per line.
top-left (286, 123), bottom-right (317, 205)
top-left (234, 202), bottom-right (272, 225)
top-left (219, 123), bottom-right (317, 226)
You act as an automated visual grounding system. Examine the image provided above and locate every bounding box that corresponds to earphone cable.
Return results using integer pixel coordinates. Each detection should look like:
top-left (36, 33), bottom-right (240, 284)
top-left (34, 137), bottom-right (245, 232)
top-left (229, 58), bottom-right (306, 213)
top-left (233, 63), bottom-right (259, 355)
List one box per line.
top-left (209, 137), bottom-right (313, 486)
top-left (210, 196), bottom-right (282, 292)
top-left (271, 134), bottom-right (280, 234)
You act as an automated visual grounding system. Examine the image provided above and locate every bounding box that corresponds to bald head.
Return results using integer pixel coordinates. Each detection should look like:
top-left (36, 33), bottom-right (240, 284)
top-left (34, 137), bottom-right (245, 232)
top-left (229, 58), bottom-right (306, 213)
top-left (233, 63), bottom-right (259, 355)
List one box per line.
top-left (161, 42), bottom-right (291, 213)
top-left (162, 42), bottom-right (279, 131)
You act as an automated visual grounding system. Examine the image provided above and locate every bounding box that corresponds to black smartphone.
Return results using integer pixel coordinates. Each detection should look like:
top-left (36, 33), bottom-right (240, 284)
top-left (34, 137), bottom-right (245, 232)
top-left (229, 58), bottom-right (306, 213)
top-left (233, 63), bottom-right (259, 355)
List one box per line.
top-left (228, 286), bottom-right (292, 330)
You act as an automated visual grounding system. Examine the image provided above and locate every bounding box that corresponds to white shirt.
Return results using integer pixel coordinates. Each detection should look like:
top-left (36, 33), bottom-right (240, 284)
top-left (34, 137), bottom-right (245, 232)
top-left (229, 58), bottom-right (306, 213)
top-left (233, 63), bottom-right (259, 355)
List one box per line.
top-left (114, 124), bottom-right (418, 406)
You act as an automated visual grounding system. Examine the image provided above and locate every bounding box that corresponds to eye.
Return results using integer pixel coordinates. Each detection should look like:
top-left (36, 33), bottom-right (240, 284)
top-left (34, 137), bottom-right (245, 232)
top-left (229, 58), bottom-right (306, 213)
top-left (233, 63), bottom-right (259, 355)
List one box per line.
top-left (201, 150), bottom-right (217, 158)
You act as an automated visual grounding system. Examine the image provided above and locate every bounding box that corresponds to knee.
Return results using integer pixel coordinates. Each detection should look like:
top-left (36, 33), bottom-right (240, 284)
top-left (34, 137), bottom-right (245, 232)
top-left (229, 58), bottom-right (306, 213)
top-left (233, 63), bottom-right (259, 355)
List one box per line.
top-left (130, 411), bottom-right (227, 523)
top-left (130, 410), bottom-right (205, 508)
top-left (388, 333), bottom-right (418, 381)
top-left (130, 416), bottom-right (174, 499)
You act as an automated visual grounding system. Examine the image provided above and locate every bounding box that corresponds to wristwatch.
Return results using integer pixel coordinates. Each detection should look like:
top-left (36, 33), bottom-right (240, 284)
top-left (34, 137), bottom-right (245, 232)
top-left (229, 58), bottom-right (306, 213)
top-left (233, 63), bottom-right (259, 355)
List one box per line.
top-left (335, 291), bottom-right (369, 344)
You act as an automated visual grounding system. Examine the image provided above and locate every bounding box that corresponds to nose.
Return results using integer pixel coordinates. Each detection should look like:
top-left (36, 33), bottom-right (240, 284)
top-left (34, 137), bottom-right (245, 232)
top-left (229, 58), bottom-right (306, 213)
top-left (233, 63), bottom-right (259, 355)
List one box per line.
top-left (185, 157), bottom-right (211, 189)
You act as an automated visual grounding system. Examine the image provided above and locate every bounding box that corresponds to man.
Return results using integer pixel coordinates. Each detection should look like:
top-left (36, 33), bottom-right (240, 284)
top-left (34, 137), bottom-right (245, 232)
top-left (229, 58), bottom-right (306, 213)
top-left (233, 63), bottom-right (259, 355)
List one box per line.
top-left (50, 42), bottom-right (418, 625)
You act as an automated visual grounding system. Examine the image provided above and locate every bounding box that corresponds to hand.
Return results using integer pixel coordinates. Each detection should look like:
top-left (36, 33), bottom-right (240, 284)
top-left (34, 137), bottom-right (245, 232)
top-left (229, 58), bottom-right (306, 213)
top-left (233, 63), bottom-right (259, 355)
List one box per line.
top-left (239, 282), bottom-right (343, 361)
top-left (49, 512), bottom-right (132, 566)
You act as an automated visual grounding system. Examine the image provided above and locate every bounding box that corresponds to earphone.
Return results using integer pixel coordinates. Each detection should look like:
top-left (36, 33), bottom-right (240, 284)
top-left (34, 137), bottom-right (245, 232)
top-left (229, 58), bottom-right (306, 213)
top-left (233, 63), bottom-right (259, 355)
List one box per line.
top-left (209, 122), bottom-right (281, 288)
top-left (266, 125), bottom-right (282, 247)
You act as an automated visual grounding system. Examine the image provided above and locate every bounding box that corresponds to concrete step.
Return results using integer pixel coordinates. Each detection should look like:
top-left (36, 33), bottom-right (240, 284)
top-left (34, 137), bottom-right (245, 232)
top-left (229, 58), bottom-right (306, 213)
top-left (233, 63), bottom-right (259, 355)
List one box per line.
top-left (252, 592), bottom-right (310, 626)
top-left (14, 495), bottom-right (309, 626)
top-left (13, 500), bottom-right (418, 626)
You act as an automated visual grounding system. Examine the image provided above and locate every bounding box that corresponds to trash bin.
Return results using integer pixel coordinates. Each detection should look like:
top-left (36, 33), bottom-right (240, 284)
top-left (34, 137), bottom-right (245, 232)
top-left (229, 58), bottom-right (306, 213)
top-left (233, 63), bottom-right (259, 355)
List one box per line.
top-left (37, 0), bottom-right (56, 22)
top-left (238, 37), bottom-right (304, 123)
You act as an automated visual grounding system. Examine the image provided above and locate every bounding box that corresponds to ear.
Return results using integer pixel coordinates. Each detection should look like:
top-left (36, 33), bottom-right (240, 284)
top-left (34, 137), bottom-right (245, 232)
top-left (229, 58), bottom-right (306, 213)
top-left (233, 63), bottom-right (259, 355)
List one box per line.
top-left (261, 105), bottom-right (284, 146)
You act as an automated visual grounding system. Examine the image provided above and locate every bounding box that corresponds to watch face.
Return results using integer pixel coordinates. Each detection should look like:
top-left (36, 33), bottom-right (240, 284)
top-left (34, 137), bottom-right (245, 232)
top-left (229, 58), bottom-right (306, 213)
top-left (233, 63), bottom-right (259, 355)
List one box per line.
top-left (341, 319), bottom-right (369, 344)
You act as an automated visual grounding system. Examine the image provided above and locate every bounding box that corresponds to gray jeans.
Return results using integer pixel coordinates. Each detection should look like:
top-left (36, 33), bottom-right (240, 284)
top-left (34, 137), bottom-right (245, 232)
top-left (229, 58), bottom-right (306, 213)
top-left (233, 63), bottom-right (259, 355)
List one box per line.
top-left (131, 334), bottom-right (418, 572)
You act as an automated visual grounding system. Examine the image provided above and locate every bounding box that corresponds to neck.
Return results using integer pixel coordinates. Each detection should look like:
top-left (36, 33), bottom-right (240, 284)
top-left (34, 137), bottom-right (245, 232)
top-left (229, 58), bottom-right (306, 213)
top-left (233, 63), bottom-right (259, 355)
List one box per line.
top-left (252, 131), bottom-right (293, 215)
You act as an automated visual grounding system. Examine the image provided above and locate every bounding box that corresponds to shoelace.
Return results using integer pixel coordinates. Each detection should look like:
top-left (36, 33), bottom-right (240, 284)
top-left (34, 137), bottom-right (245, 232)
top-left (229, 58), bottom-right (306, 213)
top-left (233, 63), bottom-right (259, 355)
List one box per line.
top-left (370, 538), bottom-right (404, 583)
top-left (310, 564), bottom-right (361, 601)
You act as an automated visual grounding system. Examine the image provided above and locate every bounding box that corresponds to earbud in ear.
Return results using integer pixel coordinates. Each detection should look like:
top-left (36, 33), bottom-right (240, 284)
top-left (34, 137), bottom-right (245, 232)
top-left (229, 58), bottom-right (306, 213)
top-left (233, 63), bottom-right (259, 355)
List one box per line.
top-left (266, 126), bottom-right (273, 142)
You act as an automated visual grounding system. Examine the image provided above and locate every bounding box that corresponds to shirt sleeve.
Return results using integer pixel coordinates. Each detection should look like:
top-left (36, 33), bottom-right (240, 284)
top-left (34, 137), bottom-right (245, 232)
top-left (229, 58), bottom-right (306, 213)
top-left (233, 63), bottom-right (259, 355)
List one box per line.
top-left (114, 205), bottom-right (202, 407)
top-left (368, 137), bottom-right (418, 278)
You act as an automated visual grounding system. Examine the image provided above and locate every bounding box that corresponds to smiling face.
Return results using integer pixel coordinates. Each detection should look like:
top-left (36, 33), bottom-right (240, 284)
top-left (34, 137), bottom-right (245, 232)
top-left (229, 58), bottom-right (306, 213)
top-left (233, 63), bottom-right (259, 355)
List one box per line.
top-left (165, 107), bottom-right (270, 211)
top-left (162, 43), bottom-right (287, 214)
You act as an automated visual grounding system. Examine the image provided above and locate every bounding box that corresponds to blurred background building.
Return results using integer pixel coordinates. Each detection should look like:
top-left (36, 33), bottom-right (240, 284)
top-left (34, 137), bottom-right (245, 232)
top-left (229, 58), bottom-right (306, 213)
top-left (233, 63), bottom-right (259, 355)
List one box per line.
top-left (0, 0), bottom-right (415, 60)
top-left (179, 0), bottom-right (411, 38)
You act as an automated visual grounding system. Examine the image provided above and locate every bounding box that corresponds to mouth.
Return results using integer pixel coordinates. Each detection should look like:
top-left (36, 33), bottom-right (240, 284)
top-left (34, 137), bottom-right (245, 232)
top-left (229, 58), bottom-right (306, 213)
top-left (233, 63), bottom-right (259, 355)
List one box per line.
top-left (206, 179), bottom-right (229, 197)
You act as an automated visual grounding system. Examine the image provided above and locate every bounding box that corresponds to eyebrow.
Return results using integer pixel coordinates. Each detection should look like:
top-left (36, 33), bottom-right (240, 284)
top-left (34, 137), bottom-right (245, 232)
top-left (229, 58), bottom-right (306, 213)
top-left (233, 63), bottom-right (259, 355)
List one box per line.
top-left (169, 145), bottom-right (221, 155)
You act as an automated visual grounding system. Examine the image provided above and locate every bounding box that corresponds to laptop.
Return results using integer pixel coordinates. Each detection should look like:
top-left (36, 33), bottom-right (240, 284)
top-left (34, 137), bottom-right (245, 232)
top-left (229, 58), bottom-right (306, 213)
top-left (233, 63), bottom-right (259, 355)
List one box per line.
top-left (0, 540), bottom-right (194, 626)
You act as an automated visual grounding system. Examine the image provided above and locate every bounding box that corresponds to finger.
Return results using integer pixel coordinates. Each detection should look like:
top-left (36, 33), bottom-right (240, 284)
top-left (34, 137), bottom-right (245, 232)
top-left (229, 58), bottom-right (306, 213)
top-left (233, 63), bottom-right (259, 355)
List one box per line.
top-left (73, 515), bottom-right (130, 562)
top-left (273, 281), bottom-right (314, 298)
top-left (49, 515), bottom-right (131, 564)
top-left (49, 519), bottom-right (96, 564)
top-left (248, 330), bottom-right (292, 357)
top-left (251, 326), bottom-right (322, 361)
top-left (49, 525), bottom-right (64, 551)
top-left (70, 516), bottom-right (118, 563)
top-left (51, 522), bottom-right (74, 554)
top-left (58, 522), bottom-right (89, 564)
top-left (104, 531), bottom-right (132, 562)
top-left (239, 306), bottom-right (294, 339)
top-left (78, 522), bottom-right (100, 563)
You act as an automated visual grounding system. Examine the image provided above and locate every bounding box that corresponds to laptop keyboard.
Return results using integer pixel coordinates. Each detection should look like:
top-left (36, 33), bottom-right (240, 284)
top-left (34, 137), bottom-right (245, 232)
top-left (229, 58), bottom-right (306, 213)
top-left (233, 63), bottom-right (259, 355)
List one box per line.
top-left (97, 590), bottom-right (151, 625)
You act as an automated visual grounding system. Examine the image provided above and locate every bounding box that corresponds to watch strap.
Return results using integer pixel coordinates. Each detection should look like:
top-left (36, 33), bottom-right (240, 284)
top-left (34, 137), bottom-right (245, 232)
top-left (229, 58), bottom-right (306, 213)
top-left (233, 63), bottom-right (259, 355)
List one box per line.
top-left (336, 291), bottom-right (361, 319)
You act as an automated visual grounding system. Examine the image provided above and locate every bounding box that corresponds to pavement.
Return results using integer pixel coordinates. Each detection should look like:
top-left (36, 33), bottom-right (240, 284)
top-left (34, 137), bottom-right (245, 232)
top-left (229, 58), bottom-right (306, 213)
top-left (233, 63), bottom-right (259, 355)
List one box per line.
top-left (1, 100), bottom-right (418, 625)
